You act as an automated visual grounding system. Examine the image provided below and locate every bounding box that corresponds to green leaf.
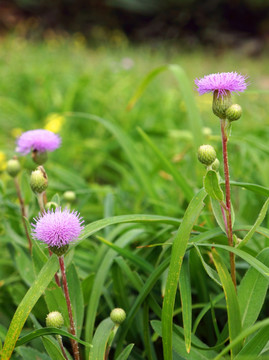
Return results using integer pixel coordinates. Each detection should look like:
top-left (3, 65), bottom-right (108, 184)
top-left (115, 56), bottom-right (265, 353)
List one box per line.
top-left (85, 228), bottom-right (144, 357)
top-left (210, 198), bottom-right (235, 234)
top-left (1, 256), bottom-right (59, 360)
top-left (191, 243), bottom-right (269, 279)
top-left (179, 257), bottom-right (192, 353)
top-left (214, 318), bottom-right (269, 360)
top-left (229, 181), bottom-right (269, 197)
top-left (115, 343), bottom-right (134, 360)
top-left (15, 346), bottom-right (50, 360)
top-left (162, 189), bottom-right (207, 360)
top-left (66, 263), bottom-right (84, 337)
top-left (204, 170), bottom-right (224, 201)
top-left (89, 318), bottom-right (114, 360)
top-left (15, 327), bottom-right (92, 347)
top-left (234, 326), bottom-right (269, 360)
top-left (151, 320), bottom-right (216, 359)
top-left (193, 244), bottom-right (221, 286)
top-left (137, 127), bottom-right (193, 201)
top-left (96, 235), bottom-right (154, 273)
top-left (237, 248), bottom-right (269, 330)
top-left (79, 214), bottom-right (181, 243)
top-left (115, 258), bottom-right (171, 357)
top-left (212, 249), bottom-right (242, 358)
top-left (42, 336), bottom-right (65, 360)
top-left (237, 197), bottom-right (269, 249)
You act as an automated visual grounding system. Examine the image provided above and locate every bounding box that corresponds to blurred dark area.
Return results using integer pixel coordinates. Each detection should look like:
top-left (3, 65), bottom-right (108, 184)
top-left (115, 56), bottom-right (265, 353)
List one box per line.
top-left (1, 0), bottom-right (269, 52)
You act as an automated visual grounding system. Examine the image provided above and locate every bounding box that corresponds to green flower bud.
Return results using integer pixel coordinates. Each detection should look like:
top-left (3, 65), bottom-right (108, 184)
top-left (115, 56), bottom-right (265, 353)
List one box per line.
top-left (198, 145), bottom-right (217, 166)
top-left (110, 308), bottom-right (126, 325)
top-left (226, 104), bottom-right (242, 122)
top-left (63, 191), bottom-right (76, 203)
top-left (49, 244), bottom-right (69, 256)
top-left (32, 150), bottom-right (48, 165)
top-left (211, 158), bottom-right (220, 171)
top-left (212, 90), bottom-right (232, 119)
top-left (46, 311), bottom-right (64, 328)
top-left (6, 158), bottom-right (21, 177)
top-left (30, 166), bottom-right (48, 194)
top-left (45, 202), bottom-right (59, 211)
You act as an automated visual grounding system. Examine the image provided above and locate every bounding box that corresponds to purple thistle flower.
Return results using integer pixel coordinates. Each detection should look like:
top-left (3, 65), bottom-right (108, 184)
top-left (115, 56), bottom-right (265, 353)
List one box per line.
top-left (32, 208), bottom-right (84, 248)
top-left (195, 72), bottom-right (248, 97)
top-left (16, 129), bottom-right (61, 155)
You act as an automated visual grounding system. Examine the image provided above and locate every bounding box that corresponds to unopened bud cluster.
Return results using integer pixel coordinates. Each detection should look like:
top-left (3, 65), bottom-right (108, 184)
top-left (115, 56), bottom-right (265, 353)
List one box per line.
top-left (212, 91), bottom-right (242, 122)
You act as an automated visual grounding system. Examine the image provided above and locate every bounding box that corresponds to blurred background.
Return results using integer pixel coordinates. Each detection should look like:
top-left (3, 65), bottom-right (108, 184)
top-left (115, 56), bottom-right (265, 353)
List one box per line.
top-left (1, 0), bottom-right (269, 53)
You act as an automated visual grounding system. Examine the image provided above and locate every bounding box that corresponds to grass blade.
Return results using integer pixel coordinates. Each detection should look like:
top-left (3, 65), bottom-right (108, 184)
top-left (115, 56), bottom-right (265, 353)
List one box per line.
top-left (212, 249), bottom-right (242, 358)
top-left (162, 189), bottom-right (207, 360)
top-left (1, 256), bottom-right (59, 360)
top-left (237, 248), bottom-right (269, 329)
top-left (137, 127), bottom-right (194, 201)
top-left (179, 257), bottom-right (192, 353)
top-left (90, 318), bottom-right (114, 360)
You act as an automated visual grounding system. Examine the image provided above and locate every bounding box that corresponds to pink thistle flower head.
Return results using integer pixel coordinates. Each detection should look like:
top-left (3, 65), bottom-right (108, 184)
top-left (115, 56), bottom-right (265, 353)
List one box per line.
top-left (32, 208), bottom-right (84, 248)
top-left (16, 129), bottom-right (61, 155)
top-left (195, 72), bottom-right (248, 97)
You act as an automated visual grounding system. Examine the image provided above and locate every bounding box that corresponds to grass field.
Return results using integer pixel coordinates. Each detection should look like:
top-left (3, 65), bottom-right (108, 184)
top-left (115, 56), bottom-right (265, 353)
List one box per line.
top-left (1, 34), bottom-right (269, 359)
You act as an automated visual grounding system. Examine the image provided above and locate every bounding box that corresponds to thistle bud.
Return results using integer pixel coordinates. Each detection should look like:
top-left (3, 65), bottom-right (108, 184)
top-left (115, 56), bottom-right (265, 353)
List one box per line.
top-left (32, 150), bottom-right (48, 165)
top-left (45, 202), bottom-right (58, 211)
top-left (63, 191), bottom-right (76, 203)
top-left (6, 158), bottom-right (21, 177)
top-left (226, 104), bottom-right (242, 122)
top-left (198, 145), bottom-right (217, 166)
top-left (30, 166), bottom-right (48, 194)
top-left (212, 90), bottom-right (232, 119)
top-left (211, 158), bottom-right (220, 171)
top-left (46, 311), bottom-right (64, 328)
top-left (110, 308), bottom-right (126, 325)
top-left (49, 244), bottom-right (69, 256)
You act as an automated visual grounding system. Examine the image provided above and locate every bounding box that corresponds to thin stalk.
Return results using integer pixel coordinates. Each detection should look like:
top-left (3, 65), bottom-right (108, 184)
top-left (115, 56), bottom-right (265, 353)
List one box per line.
top-left (220, 119), bottom-right (236, 289)
top-left (13, 177), bottom-right (32, 253)
top-left (56, 335), bottom-right (69, 360)
top-left (59, 256), bottom-right (80, 360)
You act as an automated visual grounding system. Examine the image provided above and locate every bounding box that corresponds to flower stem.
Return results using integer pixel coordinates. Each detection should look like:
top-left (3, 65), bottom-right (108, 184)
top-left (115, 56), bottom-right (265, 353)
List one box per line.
top-left (56, 335), bottom-right (69, 360)
top-left (14, 177), bottom-right (32, 253)
top-left (59, 256), bottom-right (80, 360)
top-left (220, 119), bottom-right (236, 290)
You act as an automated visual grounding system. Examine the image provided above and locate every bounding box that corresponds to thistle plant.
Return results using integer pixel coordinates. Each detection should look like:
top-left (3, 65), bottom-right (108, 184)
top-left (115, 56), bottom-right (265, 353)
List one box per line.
top-left (195, 72), bottom-right (248, 288)
top-left (32, 208), bottom-right (84, 360)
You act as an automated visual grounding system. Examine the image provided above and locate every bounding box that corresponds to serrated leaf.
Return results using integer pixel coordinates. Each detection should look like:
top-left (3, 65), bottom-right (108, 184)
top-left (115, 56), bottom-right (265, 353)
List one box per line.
top-left (204, 170), bottom-right (224, 201)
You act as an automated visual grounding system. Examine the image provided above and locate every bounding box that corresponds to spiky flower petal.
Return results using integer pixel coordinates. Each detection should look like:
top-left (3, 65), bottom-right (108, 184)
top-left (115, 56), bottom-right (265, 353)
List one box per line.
top-left (32, 208), bottom-right (84, 248)
top-left (195, 72), bottom-right (248, 97)
top-left (16, 129), bottom-right (61, 155)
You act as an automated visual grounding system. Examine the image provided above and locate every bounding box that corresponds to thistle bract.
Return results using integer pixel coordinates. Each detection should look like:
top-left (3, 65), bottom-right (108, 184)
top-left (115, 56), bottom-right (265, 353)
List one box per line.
top-left (32, 208), bottom-right (84, 248)
top-left (16, 129), bottom-right (61, 155)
